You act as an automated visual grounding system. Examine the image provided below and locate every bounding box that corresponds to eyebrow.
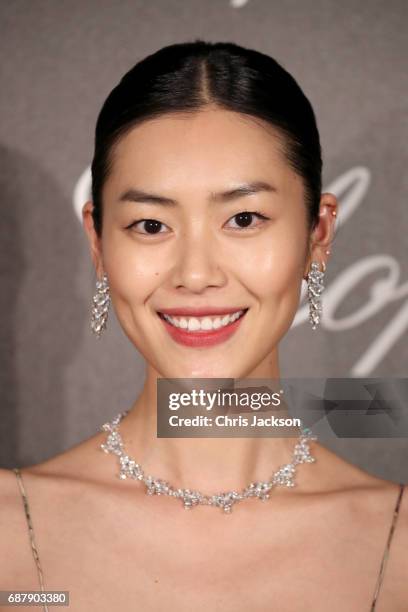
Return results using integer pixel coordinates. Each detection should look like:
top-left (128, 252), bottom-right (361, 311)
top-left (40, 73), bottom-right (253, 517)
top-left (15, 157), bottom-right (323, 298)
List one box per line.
top-left (118, 181), bottom-right (278, 206)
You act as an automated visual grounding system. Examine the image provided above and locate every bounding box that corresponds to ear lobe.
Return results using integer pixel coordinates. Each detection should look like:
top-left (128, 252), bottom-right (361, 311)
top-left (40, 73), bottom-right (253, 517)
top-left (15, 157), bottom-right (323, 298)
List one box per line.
top-left (82, 200), bottom-right (94, 229)
top-left (302, 261), bottom-right (311, 281)
top-left (306, 194), bottom-right (338, 268)
top-left (82, 201), bottom-right (103, 273)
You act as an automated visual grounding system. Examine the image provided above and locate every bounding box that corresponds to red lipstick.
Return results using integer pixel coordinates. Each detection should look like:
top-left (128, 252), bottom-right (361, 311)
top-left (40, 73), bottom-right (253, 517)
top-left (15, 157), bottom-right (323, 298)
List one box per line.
top-left (157, 306), bottom-right (247, 317)
top-left (157, 309), bottom-right (248, 348)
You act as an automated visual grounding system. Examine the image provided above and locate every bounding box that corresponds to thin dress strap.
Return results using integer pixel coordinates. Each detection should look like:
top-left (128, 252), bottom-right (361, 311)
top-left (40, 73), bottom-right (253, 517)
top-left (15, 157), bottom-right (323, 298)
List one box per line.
top-left (13, 467), bottom-right (49, 612)
top-left (370, 483), bottom-right (405, 611)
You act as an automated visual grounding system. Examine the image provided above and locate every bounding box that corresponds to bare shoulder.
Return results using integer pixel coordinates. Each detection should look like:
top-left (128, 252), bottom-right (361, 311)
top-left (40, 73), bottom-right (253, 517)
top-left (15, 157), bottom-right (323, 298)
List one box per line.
top-left (311, 441), bottom-right (408, 606)
top-left (0, 426), bottom-right (107, 577)
top-left (376, 478), bottom-right (408, 608)
top-left (306, 440), bottom-right (407, 537)
top-left (0, 466), bottom-right (26, 532)
top-left (361, 476), bottom-right (408, 609)
top-left (0, 467), bottom-right (43, 587)
top-left (0, 432), bottom-right (115, 592)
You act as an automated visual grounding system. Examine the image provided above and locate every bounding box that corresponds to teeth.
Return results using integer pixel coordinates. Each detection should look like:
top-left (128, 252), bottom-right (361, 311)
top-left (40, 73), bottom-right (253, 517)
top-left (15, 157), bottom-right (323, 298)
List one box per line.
top-left (161, 310), bottom-right (245, 331)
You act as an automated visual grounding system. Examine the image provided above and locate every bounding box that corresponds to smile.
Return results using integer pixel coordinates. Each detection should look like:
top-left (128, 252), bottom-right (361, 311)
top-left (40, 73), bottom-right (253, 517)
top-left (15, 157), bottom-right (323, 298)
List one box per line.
top-left (157, 308), bottom-right (249, 347)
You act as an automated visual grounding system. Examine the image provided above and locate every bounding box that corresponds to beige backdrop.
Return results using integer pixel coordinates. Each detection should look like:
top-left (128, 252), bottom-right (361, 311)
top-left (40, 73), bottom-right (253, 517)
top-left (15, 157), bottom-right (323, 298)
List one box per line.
top-left (1, 0), bottom-right (407, 482)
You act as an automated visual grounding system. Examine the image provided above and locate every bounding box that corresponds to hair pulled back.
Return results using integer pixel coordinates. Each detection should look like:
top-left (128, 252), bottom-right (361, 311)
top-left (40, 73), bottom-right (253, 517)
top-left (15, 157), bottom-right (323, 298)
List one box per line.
top-left (91, 39), bottom-right (322, 238)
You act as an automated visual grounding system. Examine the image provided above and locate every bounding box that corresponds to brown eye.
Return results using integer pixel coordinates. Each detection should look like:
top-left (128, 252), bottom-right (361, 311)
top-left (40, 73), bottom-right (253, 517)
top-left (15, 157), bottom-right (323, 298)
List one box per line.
top-left (226, 211), bottom-right (269, 230)
top-left (127, 219), bottom-right (168, 235)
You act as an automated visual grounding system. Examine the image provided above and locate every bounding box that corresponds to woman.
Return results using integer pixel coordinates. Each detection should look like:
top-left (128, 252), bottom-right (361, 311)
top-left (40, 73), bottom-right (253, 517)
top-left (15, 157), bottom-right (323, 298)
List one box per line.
top-left (1, 40), bottom-right (406, 611)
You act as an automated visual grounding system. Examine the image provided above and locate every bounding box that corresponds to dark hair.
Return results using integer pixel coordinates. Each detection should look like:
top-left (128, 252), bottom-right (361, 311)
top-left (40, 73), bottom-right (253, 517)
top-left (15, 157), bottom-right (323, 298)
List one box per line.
top-left (91, 39), bottom-right (322, 238)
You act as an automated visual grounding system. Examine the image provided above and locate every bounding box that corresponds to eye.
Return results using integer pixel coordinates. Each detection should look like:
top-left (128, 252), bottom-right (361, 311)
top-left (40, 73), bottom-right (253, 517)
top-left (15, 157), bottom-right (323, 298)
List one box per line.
top-left (126, 218), bottom-right (169, 235)
top-left (225, 211), bottom-right (270, 230)
top-left (125, 210), bottom-right (270, 236)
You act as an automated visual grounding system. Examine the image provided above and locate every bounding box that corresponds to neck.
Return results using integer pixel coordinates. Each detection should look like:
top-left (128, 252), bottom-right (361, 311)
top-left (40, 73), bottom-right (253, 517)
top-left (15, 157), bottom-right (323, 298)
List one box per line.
top-left (118, 368), bottom-right (301, 493)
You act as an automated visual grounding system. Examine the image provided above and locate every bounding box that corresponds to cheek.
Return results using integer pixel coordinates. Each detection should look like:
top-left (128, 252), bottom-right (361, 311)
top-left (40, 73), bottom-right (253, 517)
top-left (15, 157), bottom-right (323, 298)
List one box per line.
top-left (237, 226), bottom-right (306, 301)
top-left (101, 233), bottom-right (163, 306)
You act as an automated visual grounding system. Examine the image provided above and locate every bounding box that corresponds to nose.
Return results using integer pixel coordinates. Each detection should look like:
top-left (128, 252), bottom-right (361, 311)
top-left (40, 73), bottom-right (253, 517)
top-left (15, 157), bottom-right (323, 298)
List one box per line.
top-left (170, 229), bottom-right (227, 293)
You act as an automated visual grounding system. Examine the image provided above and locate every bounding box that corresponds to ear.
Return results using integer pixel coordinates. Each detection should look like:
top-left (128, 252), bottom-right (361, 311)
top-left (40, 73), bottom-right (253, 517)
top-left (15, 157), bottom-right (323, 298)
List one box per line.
top-left (82, 201), bottom-right (104, 278)
top-left (303, 192), bottom-right (338, 279)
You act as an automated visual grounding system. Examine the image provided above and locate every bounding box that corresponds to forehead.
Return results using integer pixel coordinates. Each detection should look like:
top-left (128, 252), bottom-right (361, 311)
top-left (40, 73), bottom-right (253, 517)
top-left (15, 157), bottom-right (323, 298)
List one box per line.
top-left (106, 108), bottom-right (302, 198)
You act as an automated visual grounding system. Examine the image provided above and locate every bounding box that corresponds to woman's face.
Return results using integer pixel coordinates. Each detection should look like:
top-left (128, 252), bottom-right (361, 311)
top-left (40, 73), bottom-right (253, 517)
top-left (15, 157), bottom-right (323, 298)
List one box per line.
top-left (85, 108), bottom-right (313, 378)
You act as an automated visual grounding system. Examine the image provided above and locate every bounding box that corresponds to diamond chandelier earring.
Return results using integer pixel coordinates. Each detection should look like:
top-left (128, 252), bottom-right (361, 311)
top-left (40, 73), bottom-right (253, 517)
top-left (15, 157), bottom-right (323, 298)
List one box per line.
top-left (90, 272), bottom-right (110, 338)
top-left (307, 260), bottom-right (326, 330)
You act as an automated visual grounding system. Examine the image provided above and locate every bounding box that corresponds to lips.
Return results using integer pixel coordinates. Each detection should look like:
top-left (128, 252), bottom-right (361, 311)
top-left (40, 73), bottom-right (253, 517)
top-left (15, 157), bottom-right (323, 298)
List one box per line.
top-left (157, 306), bottom-right (248, 317)
top-left (157, 308), bottom-right (248, 348)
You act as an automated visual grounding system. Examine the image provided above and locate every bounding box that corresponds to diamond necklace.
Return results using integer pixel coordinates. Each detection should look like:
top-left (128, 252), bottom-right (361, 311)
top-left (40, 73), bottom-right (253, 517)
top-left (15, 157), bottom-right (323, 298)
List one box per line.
top-left (100, 410), bottom-right (318, 514)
